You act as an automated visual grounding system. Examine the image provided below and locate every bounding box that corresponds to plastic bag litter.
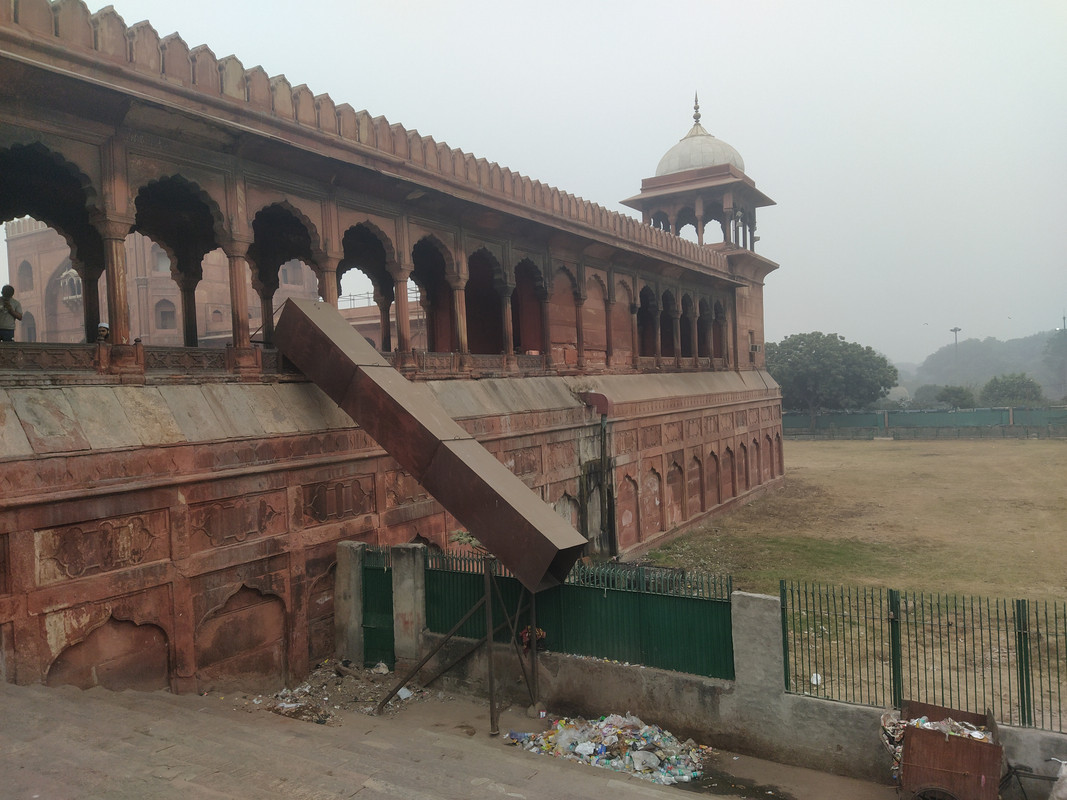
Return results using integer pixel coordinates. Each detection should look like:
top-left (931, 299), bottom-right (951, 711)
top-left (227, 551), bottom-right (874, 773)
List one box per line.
top-left (504, 712), bottom-right (710, 785)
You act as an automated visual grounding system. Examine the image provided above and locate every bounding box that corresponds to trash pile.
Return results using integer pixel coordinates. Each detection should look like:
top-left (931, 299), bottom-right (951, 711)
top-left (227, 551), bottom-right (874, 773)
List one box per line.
top-left (505, 713), bottom-right (712, 785)
top-left (880, 709), bottom-right (995, 779)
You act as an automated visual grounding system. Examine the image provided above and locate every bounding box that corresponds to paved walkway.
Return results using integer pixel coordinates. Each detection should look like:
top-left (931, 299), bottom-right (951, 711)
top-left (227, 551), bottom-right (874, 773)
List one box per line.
top-left (0, 681), bottom-right (897, 799)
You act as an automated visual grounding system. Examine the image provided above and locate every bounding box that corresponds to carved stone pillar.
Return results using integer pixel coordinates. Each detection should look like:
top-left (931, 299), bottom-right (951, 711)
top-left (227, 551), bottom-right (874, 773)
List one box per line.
top-left (575, 297), bottom-right (586, 370)
top-left (605, 299), bottom-right (615, 365)
top-left (374, 287), bottom-right (391, 352)
top-left (390, 264), bottom-right (413, 353)
top-left (448, 276), bottom-right (468, 355)
top-left (317, 254), bottom-right (341, 307)
top-left (630, 303), bottom-right (639, 367)
top-left (177, 272), bottom-right (199, 348)
top-left (671, 308), bottom-right (682, 367)
top-left (540, 294), bottom-right (552, 368)
top-left (653, 307), bottom-right (662, 365)
top-left (98, 218), bottom-right (133, 345)
top-left (223, 242), bottom-right (252, 350)
top-left (500, 285), bottom-right (515, 359)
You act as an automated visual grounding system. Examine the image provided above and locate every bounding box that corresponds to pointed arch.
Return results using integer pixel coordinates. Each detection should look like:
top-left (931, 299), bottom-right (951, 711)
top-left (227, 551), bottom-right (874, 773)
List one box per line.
top-left (636, 285), bottom-right (658, 357)
top-left (466, 247), bottom-right (505, 354)
top-left (616, 474), bottom-right (640, 550)
top-left (411, 235), bottom-right (454, 352)
top-left (511, 257), bottom-right (545, 354)
top-left (549, 266), bottom-right (579, 366)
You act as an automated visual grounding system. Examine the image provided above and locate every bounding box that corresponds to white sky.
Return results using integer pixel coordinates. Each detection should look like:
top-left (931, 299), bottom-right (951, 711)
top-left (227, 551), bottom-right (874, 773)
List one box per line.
top-left (5, 0), bottom-right (1065, 363)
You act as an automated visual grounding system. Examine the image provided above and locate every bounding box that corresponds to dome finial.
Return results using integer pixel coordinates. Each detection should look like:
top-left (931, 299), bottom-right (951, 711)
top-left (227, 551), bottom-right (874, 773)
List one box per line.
top-left (693, 92), bottom-right (701, 125)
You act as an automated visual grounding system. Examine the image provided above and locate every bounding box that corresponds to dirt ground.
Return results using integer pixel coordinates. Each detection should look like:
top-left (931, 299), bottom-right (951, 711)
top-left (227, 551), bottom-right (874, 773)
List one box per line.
top-left (649, 438), bottom-right (1067, 600)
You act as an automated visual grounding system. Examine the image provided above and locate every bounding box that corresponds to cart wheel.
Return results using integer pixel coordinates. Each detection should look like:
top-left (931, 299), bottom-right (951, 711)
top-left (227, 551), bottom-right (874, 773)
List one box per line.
top-left (911, 789), bottom-right (959, 800)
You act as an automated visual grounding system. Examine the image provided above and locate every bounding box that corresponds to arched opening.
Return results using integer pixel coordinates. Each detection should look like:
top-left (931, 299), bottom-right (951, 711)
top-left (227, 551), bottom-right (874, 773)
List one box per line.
top-left (196, 586), bottom-right (286, 694)
top-left (247, 203), bottom-right (317, 347)
top-left (640, 466), bottom-right (664, 536)
top-left (616, 474), bottom-right (639, 550)
top-left (0, 143), bottom-right (105, 342)
top-left (411, 237), bottom-right (453, 352)
top-left (340, 223), bottom-right (395, 351)
top-left (636, 286), bottom-right (657, 357)
top-left (697, 299), bottom-right (711, 358)
top-left (687, 455), bottom-right (704, 517)
top-left (46, 617), bottom-right (169, 691)
top-left (660, 290), bottom-right (677, 358)
top-left (680, 294), bottom-right (695, 358)
top-left (511, 259), bottom-right (544, 355)
top-left (707, 450), bottom-right (721, 507)
top-left (722, 447), bottom-right (736, 499)
top-left (16, 260), bottom-right (33, 292)
top-left (740, 442), bottom-right (750, 491)
top-left (665, 461), bottom-right (684, 528)
top-left (553, 493), bottom-right (580, 531)
top-left (154, 299), bottom-right (177, 332)
top-left (465, 248), bottom-right (504, 355)
top-left (712, 300), bottom-right (727, 360)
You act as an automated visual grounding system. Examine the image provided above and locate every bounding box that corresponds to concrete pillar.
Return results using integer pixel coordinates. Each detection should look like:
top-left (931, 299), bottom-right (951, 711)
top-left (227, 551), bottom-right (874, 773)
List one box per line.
top-left (390, 544), bottom-right (427, 665)
top-left (334, 541), bottom-right (365, 665)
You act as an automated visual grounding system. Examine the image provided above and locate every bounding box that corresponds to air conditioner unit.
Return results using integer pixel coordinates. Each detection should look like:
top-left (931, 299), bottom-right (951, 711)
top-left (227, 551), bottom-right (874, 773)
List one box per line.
top-left (750, 344), bottom-right (762, 353)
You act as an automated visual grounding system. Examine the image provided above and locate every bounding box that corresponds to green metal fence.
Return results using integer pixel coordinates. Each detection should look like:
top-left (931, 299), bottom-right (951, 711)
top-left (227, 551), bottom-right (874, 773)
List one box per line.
top-left (781, 581), bottom-right (1067, 732)
top-left (783, 407), bottom-right (1067, 439)
top-left (425, 552), bottom-right (734, 679)
top-left (362, 547), bottom-right (395, 669)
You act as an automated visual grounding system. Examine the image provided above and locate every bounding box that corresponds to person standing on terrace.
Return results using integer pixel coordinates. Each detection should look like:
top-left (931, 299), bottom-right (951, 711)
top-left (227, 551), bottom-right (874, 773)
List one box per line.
top-left (0, 285), bottom-right (23, 342)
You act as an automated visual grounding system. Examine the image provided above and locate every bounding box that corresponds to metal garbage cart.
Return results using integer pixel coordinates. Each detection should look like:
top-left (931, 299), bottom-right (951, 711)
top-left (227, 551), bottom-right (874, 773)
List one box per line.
top-left (898, 701), bottom-right (1003, 800)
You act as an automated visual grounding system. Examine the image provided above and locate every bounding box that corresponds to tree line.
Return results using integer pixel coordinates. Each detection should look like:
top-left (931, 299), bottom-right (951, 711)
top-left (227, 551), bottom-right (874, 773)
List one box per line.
top-left (766, 331), bottom-right (1063, 424)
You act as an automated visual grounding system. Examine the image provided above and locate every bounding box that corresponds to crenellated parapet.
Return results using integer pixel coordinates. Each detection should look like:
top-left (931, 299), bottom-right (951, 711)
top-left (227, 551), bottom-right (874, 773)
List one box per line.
top-left (0, 0), bottom-right (731, 276)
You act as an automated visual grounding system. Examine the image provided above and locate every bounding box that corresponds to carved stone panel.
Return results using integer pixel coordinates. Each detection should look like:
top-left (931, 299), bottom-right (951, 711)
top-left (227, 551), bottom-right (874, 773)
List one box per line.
top-left (502, 446), bottom-right (542, 476)
top-left (36, 511), bottom-right (169, 585)
top-left (189, 492), bottom-right (288, 551)
top-left (384, 470), bottom-right (427, 509)
top-left (663, 421), bottom-right (682, 444)
top-left (616, 429), bottom-right (637, 455)
top-left (639, 425), bottom-right (661, 450)
top-left (302, 476), bottom-right (374, 526)
top-left (686, 418), bottom-right (702, 441)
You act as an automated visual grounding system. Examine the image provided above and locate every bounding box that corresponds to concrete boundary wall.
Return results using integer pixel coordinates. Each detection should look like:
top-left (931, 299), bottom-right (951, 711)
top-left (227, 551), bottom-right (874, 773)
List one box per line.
top-left (338, 542), bottom-right (1067, 788)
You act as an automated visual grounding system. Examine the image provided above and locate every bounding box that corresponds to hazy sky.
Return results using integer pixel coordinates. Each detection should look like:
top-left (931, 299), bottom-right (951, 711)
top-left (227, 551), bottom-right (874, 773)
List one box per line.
top-left (5, 0), bottom-right (1065, 363)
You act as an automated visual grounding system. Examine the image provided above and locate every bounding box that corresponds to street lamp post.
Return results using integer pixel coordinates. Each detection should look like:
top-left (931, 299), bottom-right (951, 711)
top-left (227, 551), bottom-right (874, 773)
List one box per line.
top-left (950, 327), bottom-right (961, 382)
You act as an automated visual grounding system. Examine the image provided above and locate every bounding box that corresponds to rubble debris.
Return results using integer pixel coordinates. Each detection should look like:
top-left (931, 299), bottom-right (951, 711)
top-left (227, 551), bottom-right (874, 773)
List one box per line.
top-left (505, 712), bottom-right (713, 786)
top-left (219, 659), bottom-right (430, 724)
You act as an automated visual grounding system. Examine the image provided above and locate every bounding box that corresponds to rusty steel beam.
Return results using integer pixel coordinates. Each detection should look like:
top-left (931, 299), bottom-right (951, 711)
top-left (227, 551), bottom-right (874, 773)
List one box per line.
top-left (275, 299), bottom-right (586, 591)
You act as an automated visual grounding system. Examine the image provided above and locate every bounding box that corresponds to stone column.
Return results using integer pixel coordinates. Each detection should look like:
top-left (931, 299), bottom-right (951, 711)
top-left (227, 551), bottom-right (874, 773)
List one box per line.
top-left (448, 276), bottom-right (469, 355)
top-left (500, 285), bottom-right (515, 360)
top-left (99, 219), bottom-right (133, 345)
top-left (177, 271), bottom-right (199, 348)
top-left (390, 264), bottom-right (413, 353)
top-left (317, 254), bottom-right (341, 307)
top-left (653, 307), bottom-right (662, 366)
top-left (223, 243), bottom-right (252, 349)
top-left (630, 303), bottom-right (639, 367)
top-left (374, 286), bottom-right (392, 352)
top-left (604, 299), bottom-right (615, 365)
top-left (575, 297), bottom-right (586, 370)
top-left (540, 293), bottom-right (553, 368)
top-left (671, 308), bottom-right (682, 367)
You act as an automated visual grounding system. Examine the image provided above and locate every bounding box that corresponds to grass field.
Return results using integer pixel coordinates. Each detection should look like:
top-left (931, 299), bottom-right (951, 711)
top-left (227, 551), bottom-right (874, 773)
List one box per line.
top-left (648, 438), bottom-right (1067, 601)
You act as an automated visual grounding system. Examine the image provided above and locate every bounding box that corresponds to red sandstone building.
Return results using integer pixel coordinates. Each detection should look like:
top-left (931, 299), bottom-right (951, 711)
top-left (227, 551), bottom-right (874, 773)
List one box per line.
top-left (0, 2), bottom-right (782, 693)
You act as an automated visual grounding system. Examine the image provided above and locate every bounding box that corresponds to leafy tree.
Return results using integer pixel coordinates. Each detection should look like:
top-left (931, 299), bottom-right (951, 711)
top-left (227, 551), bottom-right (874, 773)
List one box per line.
top-left (765, 332), bottom-right (898, 425)
top-left (936, 385), bottom-right (976, 409)
top-left (978, 373), bottom-right (1047, 407)
top-left (911, 384), bottom-right (943, 409)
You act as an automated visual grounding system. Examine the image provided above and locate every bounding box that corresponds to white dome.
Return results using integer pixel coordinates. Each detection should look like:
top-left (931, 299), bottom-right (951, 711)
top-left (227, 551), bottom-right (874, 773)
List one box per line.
top-left (655, 121), bottom-right (745, 176)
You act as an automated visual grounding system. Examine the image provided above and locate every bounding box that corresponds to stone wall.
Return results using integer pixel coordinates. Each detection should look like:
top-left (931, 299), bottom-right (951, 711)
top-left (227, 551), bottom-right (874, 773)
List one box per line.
top-left (0, 371), bottom-right (781, 693)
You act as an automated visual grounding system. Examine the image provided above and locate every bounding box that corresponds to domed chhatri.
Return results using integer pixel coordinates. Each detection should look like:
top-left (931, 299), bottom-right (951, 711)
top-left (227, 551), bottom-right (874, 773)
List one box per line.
top-left (655, 94), bottom-right (745, 176)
